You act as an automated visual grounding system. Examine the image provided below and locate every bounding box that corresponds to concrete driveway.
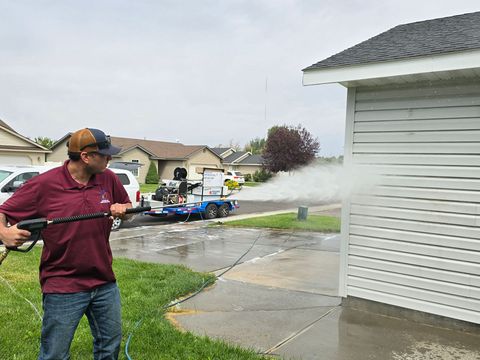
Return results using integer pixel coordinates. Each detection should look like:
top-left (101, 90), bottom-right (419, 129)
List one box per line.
top-left (110, 209), bottom-right (480, 359)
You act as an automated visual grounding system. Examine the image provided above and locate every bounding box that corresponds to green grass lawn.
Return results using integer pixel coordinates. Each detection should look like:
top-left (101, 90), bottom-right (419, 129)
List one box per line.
top-left (140, 183), bottom-right (159, 193)
top-left (243, 182), bottom-right (261, 187)
top-left (0, 247), bottom-right (266, 360)
top-left (218, 213), bottom-right (341, 232)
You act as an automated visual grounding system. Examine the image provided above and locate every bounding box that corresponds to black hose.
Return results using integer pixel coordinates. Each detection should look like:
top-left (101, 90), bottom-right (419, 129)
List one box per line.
top-left (50, 206), bottom-right (152, 225)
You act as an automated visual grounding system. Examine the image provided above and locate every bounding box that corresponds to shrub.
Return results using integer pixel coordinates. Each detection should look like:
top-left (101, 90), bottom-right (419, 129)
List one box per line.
top-left (252, 169), bottom-right (272, 182)
top-left (225, 179), bottom-right (239, 190)
top-left (244, 173), bottom-right (252, 182)
top-left (145, 161), bottom-right (159, 184)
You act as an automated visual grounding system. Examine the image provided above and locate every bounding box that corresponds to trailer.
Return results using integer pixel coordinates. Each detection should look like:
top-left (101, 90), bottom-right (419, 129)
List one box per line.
top-left (143, 167), bottom-right (239, 219)
top-left (144, 198), bottom-right (239, 219)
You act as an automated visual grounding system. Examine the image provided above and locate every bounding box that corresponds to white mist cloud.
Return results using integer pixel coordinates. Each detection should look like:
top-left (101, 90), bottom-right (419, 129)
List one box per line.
top-left (233, 163), bottom-right (381, 204)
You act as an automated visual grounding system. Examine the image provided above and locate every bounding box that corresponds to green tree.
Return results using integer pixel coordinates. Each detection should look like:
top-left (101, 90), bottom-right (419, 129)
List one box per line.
top-left (145, 161), bottom-right (159, 184)
top-left (263, 124), bottom-right (320, 173)
top-left (34, 136), bottom-right (55, 149)
top-left (244, 137), bottom-right (266, 155)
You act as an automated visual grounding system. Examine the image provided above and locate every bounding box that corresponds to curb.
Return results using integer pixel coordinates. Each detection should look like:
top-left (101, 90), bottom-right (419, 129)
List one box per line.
top-left (220, 203), bottom-right (342, 222)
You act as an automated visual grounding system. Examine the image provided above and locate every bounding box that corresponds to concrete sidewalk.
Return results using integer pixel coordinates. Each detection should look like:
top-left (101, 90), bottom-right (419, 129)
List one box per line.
top-left (110, 209), bottom-right (480, 359)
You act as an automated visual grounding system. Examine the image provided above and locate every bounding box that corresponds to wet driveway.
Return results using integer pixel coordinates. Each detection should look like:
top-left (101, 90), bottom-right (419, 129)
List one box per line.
top-left (109, 222), bottom-right (480, 359)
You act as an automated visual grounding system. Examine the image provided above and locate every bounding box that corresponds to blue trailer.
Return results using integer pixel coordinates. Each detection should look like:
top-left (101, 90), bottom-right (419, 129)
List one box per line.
top-left (144, 199), bottom-right (239, 219)
top-left (143, 167), bottom-right (239, 219)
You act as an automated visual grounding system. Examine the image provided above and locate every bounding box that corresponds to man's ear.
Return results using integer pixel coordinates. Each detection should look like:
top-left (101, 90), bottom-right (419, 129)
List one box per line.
top-left (80, 152), bottom-right (90, 163)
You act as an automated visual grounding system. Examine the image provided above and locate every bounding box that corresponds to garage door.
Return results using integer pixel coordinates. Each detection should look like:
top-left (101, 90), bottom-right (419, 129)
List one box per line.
top-left (0, 155), bottom-right (32, 165)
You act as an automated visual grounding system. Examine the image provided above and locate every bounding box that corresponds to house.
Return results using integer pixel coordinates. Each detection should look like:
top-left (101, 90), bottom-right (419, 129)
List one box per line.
top-left (303, 11), bottom-right (480, 325)
top-left (49, 135), bottom-right (223, 183)
top-left (211, 148), bottom-right (264, 176)
top-left (211, 147), bottom-right (236, 159)
top-left (0, 119), bottom-right (50, 165)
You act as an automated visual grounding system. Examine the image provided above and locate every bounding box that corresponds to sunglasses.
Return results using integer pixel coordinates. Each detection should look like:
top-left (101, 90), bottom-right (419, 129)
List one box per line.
top-left (80, 135), bottom-right (112, 151)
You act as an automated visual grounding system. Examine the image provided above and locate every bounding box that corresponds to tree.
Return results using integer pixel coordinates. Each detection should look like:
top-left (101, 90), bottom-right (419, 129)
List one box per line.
top-left (244, 137), bottom-right (266, 155)
top-left (145, 161), bottom-right (159, 184)
top-left (263, 124), bottom-right (320, 173)
top-left (34, 136), bottom-right (55, 149)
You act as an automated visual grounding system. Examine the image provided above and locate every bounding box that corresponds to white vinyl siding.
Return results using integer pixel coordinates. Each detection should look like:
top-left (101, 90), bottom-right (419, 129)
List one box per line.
top-left (344, 80), bottom-right (480, 324)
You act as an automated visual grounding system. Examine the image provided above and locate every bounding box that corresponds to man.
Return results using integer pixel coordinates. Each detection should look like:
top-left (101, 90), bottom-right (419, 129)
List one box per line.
top-left (0, 128), bottom-right (131, 360)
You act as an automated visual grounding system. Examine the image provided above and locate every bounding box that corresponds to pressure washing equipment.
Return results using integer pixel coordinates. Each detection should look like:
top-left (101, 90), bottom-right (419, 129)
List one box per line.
top-left (145, 167), bottom-right (239, 219)
top-left (0, 206), bottom-right (152, 266)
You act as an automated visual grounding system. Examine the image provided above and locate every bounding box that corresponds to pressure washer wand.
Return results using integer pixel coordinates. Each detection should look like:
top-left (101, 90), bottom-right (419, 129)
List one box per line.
top-left (0, 206), bottom-right (152, 266)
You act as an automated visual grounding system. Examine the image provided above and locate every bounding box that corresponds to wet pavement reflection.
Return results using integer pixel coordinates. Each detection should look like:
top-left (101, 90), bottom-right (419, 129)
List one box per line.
top-left (111, 225), bottom-right (338, 274)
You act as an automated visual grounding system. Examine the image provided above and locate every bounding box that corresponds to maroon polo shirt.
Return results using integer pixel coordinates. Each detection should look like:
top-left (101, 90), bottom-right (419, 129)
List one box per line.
top-left (0, 161), bottom-right (130, 293)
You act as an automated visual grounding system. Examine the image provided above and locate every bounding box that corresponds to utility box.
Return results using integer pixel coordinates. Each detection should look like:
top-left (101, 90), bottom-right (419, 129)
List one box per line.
top-left (297, 206), bottom-right (308, 221)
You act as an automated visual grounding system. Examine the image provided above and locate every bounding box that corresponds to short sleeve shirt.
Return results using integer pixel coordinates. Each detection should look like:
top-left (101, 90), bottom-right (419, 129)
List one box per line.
top-left (0, 161), bottom-right (131, 293)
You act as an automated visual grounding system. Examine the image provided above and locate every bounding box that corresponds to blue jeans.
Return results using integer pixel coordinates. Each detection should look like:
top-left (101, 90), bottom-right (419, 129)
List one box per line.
top-left (38, 282), bottom-right (122, 360)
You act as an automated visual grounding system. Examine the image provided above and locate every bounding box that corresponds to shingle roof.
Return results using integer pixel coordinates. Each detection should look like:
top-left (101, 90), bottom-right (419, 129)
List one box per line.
top-left (211, 147), bottom-right (231, 156)
top-left (111, 136), bottom-right (208, 159)
top-left (303, 11), bottom-right (480, 71)
top-left (223, 151), bottom-right (248, 163)
top-left (238, 154), bottom-right (264, 165)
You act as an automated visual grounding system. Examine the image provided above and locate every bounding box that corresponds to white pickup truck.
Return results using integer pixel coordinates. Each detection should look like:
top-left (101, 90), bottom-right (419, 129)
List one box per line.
top-left (0, 165), bottom-right (140, 230)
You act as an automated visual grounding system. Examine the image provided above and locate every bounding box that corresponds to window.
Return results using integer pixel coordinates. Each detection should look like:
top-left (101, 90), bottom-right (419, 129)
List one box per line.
top-left (131, 160), bottom-right (139, 177)
top-left (0, 170), bottom-right (12, 183)
top-left (2, 172), bottom-right (39, 192)
top-left (115, 173), bottom-right (130, 185)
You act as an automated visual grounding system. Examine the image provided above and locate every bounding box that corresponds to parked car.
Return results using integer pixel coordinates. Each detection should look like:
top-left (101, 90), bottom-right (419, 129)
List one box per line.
top-left (109, 168), bottom-right (140, 230)
top-left (0, 165), bottom-right (140, 230)
top-left (0, 165), bottom-right (55, 204)
top-left (224, 171), bottom-right (245, 185)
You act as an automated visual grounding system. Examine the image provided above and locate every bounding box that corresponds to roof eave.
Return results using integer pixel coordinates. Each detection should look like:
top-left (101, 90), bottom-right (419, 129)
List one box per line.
top-left (118, 144), bottom-right (157, 158)
top-left (302, 49), bottom-right (480, 87)
top-left (185, 146), bottom-right (223, 160)
top-left (0, 148), bottom-right (52, 154)
top-left (0, 124), bottom-right (51, 151)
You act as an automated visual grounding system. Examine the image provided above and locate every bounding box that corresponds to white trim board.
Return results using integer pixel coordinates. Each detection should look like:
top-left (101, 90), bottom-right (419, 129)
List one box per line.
top-left (303, 49), bottom-right (480, 86)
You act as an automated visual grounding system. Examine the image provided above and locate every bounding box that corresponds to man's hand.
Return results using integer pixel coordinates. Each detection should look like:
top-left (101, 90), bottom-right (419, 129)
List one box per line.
top-left (109, 203), bottom-right (132, 219)
top-left (0, 225), bottom-right (31, 248)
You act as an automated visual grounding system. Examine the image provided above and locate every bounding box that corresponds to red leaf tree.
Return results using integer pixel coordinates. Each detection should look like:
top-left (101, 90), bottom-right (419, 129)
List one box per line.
top-left (263, 124), bottom-right (320, 173)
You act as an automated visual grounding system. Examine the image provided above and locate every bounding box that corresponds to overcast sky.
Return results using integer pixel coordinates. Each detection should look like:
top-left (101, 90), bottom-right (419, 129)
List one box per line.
top-left (1, 1), bottom-right (479, 155)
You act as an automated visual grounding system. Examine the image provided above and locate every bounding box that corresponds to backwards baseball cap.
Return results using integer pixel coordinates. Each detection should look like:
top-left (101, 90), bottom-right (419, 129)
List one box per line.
top-left (67, 128), bottom-right (121, 156)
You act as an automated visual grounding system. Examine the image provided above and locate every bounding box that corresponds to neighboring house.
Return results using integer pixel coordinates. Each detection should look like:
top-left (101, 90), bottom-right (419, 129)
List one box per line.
top-left (233, 154), bottom-right (264, 175)
top-left (303, 11), bottom-right (480, 325)
top-left (211, 147), bottom-right (236, 159)
top-left (0, 119), bottom-right (50, 165)
top-left (49, 135), bottom-right (222, 183)
top-left (211, 148), bottom-right (264, 175)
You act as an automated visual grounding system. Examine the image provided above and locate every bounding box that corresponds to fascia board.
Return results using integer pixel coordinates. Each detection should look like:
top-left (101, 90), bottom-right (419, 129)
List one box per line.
top-left (1, 126), bottom-right (50, 151)
top-left (302, 49), bottom-right (480, 86)
top-left (0, 148), bottom-right (51, 153)
top-left (232, 153), bottom-right (250, 163)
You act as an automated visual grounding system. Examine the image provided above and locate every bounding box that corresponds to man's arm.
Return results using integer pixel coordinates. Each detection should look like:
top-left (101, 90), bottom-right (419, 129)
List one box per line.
top-left (0, 213), bottom-right (31, 248)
